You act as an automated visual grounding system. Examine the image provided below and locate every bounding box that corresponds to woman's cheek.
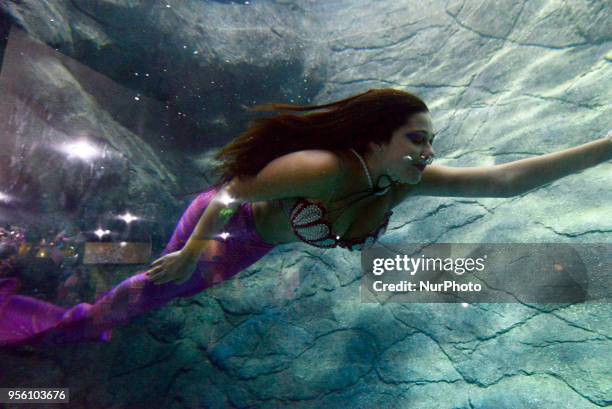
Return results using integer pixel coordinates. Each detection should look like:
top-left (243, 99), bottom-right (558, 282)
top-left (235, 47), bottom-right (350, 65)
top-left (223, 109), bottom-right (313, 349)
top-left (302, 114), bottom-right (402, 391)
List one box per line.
top-left (404, 167), bottom-right (422, 184)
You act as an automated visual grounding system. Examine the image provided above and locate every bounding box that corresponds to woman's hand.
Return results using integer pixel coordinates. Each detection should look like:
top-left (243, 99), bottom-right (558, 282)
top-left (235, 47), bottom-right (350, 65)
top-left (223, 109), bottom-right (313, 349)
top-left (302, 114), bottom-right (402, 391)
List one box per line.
top-left (145, 249), bottom-right (200, 286)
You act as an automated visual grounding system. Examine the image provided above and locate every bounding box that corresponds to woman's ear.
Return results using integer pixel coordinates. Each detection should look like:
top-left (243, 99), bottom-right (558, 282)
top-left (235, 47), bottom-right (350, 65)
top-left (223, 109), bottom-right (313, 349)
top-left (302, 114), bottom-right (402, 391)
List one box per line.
top-left (367, 141), bottom-right (383, 152)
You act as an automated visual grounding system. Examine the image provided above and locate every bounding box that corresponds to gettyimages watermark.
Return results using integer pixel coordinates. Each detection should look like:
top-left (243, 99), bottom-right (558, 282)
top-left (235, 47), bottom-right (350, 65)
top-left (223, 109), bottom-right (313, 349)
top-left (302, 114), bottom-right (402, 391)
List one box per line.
top-left (360, 243), bottom-right (611, 303)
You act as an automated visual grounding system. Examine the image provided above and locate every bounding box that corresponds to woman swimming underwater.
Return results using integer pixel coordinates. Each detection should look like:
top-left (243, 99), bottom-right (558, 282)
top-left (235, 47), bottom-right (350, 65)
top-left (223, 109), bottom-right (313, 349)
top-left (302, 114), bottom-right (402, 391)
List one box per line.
top-left (1, 88), bottom-right (611, 347)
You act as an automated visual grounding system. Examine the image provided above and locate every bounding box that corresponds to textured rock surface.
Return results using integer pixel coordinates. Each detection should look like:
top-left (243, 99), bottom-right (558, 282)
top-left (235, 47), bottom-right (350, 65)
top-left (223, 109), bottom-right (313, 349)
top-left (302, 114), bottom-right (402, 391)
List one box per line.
top-left (0, 0), bottom-right (610, 408)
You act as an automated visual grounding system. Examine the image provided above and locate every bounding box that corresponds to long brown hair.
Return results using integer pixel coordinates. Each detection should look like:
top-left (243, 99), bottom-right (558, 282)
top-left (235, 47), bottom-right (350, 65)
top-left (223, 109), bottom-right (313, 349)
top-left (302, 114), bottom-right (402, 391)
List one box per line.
top-left (210, 88), bottom-right (429, 189)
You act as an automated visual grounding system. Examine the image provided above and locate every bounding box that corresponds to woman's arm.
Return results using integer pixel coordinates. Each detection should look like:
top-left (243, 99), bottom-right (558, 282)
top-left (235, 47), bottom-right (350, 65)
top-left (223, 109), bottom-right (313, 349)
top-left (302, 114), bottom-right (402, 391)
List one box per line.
top-left (391, 133), bottom-right (611, 203)
top-left (503, 134), bottom-right (612, 196)
top-left (148, 150), bottom-right (344, 285)
top-left (180, 191), bottom-right (241, 258)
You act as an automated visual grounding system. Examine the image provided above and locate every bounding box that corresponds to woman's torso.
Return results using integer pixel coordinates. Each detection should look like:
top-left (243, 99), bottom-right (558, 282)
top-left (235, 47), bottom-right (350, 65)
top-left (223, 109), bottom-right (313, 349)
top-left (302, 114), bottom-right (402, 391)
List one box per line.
top-left (250, 149), bottom-right (400, 246)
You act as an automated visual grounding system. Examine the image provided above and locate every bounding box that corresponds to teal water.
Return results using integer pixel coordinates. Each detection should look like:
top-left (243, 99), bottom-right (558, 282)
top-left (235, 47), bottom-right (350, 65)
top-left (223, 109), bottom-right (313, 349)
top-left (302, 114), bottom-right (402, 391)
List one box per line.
top-left (0, 1), bottom-right (610, 408)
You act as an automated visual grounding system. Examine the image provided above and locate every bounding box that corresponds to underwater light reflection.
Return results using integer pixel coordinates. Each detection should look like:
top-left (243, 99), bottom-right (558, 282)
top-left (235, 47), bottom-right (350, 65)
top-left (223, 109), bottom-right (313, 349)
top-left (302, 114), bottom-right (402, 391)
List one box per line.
top-left (117, 212), bottom-right (139, 224)
top-left (61, 139), bottom-right (102, 161)
top-left (94, 228), bottom-right (111, 239)
top-left (0, 192), bottom-right (12, 203)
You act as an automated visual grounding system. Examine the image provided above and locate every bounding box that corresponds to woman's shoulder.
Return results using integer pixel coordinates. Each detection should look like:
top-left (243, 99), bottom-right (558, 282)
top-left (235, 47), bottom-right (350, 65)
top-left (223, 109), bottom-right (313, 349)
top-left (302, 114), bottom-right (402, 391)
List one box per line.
top-left (272, 149), bottom-right (351, 203)
top-left (278, 148), bottom-right (346, 165)
top-left (226, 149), bottom-right (348, 204)
top-left (275, 149), bottom-right (350, 180)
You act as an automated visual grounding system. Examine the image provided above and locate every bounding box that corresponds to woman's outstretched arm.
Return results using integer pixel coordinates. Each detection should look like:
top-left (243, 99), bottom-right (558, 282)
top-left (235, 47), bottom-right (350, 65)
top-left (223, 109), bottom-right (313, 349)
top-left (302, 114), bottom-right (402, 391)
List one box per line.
top-left (502, 133), bottom-right (612, 196)
top-left (392, 133), bottom-right (611, 202)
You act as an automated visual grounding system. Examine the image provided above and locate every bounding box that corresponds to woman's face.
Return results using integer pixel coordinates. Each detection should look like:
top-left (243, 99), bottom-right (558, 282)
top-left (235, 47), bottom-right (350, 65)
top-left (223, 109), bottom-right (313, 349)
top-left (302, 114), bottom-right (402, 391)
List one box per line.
top-left (378, 111), bottom-right (436, 184)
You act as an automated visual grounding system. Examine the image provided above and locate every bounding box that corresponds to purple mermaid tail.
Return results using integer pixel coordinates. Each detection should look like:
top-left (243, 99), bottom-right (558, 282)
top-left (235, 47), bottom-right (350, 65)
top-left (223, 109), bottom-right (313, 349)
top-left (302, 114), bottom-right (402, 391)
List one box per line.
top-left (0, 188), bottom-right (275, 347)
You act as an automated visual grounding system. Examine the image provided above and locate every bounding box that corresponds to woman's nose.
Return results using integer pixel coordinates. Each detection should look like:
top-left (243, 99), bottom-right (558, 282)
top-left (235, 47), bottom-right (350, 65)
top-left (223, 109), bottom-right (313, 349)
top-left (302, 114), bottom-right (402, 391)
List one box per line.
top-left (420, 146), bottom-right (435, 163)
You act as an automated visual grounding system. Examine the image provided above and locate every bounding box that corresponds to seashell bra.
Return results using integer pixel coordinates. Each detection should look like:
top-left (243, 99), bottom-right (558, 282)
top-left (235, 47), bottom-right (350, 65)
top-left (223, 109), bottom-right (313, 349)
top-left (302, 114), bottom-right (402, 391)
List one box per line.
top-left (281, 197), bottom-right (393, 252)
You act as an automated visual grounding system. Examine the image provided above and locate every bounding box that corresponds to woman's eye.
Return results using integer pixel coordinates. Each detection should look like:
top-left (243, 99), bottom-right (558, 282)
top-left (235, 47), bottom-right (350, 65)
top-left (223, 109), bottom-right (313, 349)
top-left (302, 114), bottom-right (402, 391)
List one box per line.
top-left (406, 133), bottom-right (424, 143)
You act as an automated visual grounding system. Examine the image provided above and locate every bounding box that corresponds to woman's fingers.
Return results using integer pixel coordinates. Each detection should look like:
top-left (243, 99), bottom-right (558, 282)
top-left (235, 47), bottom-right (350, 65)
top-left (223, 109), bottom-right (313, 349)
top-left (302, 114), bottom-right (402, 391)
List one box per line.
top-left (147, 270), bottom-right (170, 285)
top-left (150, 256), bottom-right (165, 266)
top-left (146, 251), bottom-right (193, 285)
top-left (148, 266), bottom-right (178, 284)
top-left (153, 274), bottom-right (177, 286)
top-left (150, 273), bottom-right (171, 285)
top-left (146, 265), bottom-right (163, 277)
top-left (151, 277), bottom-right (166, 285)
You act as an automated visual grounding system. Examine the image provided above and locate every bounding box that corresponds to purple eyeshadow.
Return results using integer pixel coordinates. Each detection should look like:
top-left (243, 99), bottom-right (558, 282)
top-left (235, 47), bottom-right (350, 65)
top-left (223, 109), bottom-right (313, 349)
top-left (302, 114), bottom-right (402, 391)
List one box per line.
top-left (406, 133), bottom-right (424, 142)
